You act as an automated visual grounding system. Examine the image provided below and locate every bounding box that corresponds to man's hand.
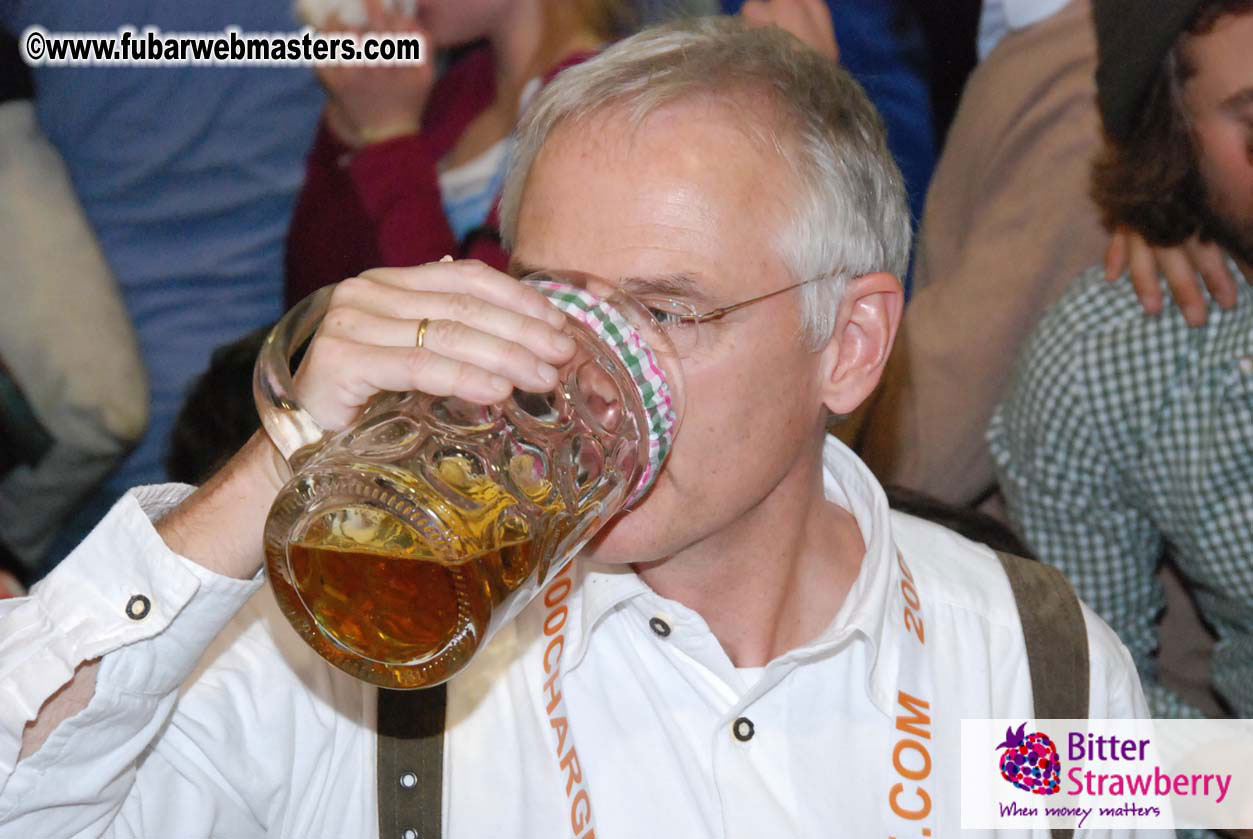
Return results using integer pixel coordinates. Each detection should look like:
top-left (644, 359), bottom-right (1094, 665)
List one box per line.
top-left (316, 0), bottom-right (435, 146)
top-left (292, 262), bottom-right (574, 430)
top-left (1105, 225), bottom-right (1237, 327)
top-left (158, 260), bottom-right (576, 581)
top-left (740, 0), bottom-right (839, 62)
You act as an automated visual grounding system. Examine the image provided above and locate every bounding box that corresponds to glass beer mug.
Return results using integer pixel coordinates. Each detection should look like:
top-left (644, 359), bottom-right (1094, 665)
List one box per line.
top-left (254, 273), bottom-right (682, 689)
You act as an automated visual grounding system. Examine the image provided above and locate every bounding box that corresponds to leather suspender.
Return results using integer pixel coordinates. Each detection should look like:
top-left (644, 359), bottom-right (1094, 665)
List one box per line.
top-left (373, 554), bottom-right (1092, 839)
top-left (997, 550), bottom-right (1091, 839)
top-left (376, 684), bottom-right (446, 839)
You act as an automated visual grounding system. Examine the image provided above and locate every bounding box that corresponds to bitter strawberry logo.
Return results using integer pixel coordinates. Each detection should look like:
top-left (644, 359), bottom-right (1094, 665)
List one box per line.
top-left (996, 722), bottom-right (1061, 795)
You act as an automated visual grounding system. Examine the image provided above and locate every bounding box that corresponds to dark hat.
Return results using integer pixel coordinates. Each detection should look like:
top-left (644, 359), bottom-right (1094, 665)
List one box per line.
top-left (1090, 0), bottom-right (1205, 141)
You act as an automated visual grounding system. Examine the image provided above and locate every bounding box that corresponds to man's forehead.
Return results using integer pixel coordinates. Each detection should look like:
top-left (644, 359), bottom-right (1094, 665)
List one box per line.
top-left (508, 95), bottom-right (797, 302)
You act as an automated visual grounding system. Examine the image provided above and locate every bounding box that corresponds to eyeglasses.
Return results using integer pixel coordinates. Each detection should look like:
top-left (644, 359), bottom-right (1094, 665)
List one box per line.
top-left (632, 272), bottom-right (842, 356)
top-left (519, 269), bottom-right (843, 359)
top-left (640, 273), bottom-right (837, 325)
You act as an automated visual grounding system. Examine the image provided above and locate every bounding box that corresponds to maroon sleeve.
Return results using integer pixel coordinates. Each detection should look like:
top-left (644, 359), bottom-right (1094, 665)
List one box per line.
top-left (284, 121), bottom-right (461, 308)
top-left (284, 120), bottom-right (384, 308)
top-left (345, 132), bottom-right (460, 270)
top-left (284, 50), bottom-right (494, 307)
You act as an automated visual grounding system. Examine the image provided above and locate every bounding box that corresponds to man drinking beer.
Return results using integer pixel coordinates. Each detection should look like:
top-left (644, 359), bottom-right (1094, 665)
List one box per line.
top-left (1, 14), bottom-right (1149, 838)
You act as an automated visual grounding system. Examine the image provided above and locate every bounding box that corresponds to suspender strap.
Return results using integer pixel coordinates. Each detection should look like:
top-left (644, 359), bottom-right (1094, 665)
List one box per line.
top-left (377, 685), bottom-right (447, 839)
top-left (996, 550), bottom-right (1090, 839)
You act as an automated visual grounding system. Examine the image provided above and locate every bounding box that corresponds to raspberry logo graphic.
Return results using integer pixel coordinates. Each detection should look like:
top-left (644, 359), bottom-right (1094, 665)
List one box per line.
top-left (996, 722), bottom-right (1061, 795)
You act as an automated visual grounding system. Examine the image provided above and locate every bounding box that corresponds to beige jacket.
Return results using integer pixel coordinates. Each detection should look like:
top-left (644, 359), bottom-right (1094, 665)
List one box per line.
top-left (844, 0), bottom-right (1109, 506)
top-left (0, 101), bottom-right (148, 567)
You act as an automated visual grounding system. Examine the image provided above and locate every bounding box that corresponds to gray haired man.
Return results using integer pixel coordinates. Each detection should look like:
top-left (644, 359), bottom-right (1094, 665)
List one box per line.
top-left (1, 18), bottom-right (1145, 838)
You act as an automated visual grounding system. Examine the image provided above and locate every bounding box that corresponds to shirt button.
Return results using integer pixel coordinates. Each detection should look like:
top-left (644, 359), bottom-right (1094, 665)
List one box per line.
top-left (125, 594), bottom-right (151, 621)
top-left (399, 771), bottom-right (417, 789)
top-left (401, 829), bottom-right (418, 839)
top-left (732, 716), bottom-right (755, 742)
top-left (648, 617), bottom-right (671, 637)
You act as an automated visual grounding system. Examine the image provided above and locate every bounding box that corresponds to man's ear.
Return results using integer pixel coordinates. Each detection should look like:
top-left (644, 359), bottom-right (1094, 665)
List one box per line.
top-left (817, 272), bottom-right (903, 416)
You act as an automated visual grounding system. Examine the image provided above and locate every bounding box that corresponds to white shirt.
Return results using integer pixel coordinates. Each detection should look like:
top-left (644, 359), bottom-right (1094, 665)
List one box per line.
top-left (0, 438), bottom-right (1149, 838)
top-left (977, 0), bottom-right (1073, 58)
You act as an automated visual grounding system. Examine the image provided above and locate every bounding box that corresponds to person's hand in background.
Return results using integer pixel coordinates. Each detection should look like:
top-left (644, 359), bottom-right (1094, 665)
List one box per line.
top-left (740, 0), bottom-right (838, 62)
top-left (316, 0), bottom-right (436, 146)
top-left (1105, 225), bottom-right (1238, 327)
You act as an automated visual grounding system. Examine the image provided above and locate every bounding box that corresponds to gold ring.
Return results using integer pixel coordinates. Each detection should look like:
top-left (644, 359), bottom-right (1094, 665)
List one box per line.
top-left (416, 318), bottom-right (430, 349)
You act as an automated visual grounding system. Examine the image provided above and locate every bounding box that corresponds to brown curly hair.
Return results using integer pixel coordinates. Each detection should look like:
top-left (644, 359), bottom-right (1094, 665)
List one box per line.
top-left (1091, 0), bottom-right (1253, 245)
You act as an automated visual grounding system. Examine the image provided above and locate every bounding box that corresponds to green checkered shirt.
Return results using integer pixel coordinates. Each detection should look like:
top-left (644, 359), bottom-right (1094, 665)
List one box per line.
top-left (989, 260), bottom-right (1253, 719)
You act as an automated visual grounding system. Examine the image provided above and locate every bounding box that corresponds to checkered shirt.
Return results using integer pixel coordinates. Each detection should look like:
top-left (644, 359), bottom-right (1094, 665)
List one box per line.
top-left (989, 259), bottom-right (1253, 719)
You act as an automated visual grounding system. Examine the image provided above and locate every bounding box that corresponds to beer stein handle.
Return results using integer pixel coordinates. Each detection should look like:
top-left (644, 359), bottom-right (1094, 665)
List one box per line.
top-left (253, 286), bottom-right (334, 466)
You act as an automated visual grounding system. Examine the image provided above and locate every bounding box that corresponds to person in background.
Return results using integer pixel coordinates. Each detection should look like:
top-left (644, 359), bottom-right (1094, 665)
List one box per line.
top-left (3, 1), bottom-right (326, 576)
top-left (844, 0), bottom-right (1107, 509)
top-left (284, 0), bottom-right (633, 306)
top-left (990, 0), bottom-right (1253, 721)
top-left (844, 0), bottom-right (1229, 512)
top-left (0, 29), bottom-right (148, 592)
